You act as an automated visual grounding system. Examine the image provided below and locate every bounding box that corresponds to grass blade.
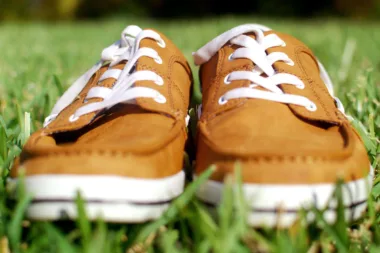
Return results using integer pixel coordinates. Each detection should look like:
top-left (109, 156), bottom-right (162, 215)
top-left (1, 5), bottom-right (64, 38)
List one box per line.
top-left (7, 176), bottom-right (32, 253)
top-left (74, 191), bottom-right (91, 252)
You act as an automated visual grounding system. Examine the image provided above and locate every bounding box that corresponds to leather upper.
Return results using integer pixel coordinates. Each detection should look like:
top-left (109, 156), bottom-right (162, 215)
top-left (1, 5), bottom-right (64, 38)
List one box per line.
top-left (195, 30), bottom-right (371, 184)
top-left (12, 28), bottom-right (193, 179)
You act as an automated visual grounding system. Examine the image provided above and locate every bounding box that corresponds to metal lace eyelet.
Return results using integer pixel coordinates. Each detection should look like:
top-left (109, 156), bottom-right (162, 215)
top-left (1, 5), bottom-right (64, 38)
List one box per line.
top-left (296, 83), bottom-right (305, 89)
top-left (218, 96), bottom-right (228, 105)
top-left (286, 59), bottom-right (295, 66)
top-left (155, 57), bottom-right (163, 64)
top-left (157, 39), bottom-right (166, 48)
top-left (306, 102), bottom-right (317, 111)
top-left (155, 76), bottom-right (164, 86)
top-left (69, 114), bottom-right (79, 122)
top-left (154, 94), bottom-right (167, 103)
top-left (224, 74), bottom-right (231, 84)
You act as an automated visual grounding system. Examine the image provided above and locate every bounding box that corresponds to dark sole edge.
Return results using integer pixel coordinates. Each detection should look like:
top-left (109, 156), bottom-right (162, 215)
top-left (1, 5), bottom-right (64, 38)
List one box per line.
top-left (199, 198), bottom-right (368, 214)
top-left (31, 198), bottom-right (176, 206)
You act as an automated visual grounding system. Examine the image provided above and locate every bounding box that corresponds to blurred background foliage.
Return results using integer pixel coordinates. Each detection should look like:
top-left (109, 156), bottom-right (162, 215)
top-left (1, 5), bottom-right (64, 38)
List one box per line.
top-left (0, 0), bottom-right (380, 21)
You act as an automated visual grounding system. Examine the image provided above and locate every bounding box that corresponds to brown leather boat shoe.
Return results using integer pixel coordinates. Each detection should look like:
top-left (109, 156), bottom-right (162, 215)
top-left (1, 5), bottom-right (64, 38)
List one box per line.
top-left (11, 25), bottom-right (193, 222)
top-left (192, 24), bottom-right (373, 227)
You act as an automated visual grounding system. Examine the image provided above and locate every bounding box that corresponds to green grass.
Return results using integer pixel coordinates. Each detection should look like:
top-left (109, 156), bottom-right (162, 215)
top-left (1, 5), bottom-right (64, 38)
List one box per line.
top-left (0, 15), bottom-right (379, 252)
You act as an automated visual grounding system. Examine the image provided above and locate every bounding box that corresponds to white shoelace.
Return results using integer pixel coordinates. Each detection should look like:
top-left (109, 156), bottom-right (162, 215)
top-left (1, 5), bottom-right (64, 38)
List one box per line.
top-left (193, 24), bottom-right (346, 115)
top-left (44, 25), bottom-right (167, 127)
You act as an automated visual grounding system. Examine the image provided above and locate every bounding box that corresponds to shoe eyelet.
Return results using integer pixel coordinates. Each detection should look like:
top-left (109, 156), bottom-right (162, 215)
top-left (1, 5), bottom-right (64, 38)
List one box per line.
top-left (296, 82), bottom-right (305, 89)
top-left (224, 74), bottom-right (231, 84)
top-left (286, 59), bottom-right (295, 66)
top-left (228, 53), bottom-right (234, 61)
top-left (306, 102), bottom-right (317, 112)
top-left (154, 94), bottom-right (167, 104)
top-left (218, 96), bottom-right (228, 105)
top-left (43, 114), bottom-right (58, 127)
top-left (69, 114), bottom-right (79, 122)
top-left (155, 57), bottom-right (163, 64)
top-left (155, 76), bottom-right (164, 86)
top-left (83, 96), bottom-right (91, 103)
top-left (157, 39), bottom-right (166, 48)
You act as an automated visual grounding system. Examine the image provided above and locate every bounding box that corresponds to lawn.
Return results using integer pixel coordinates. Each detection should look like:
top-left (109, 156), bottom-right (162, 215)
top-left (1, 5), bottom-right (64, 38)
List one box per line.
top-left (0, 16), bottom-right (379, 252)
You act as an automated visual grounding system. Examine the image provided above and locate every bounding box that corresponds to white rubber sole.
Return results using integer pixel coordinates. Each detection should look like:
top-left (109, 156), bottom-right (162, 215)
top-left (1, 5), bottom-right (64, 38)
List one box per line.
top-left (15, 171), bottom-right (185, 222)
top-left (196, 168), bottom-right (374, 227)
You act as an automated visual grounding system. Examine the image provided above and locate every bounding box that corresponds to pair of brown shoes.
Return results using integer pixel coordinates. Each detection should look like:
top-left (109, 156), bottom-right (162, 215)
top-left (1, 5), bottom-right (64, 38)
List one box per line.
top-left (11, 24), bottom-right (373, 227)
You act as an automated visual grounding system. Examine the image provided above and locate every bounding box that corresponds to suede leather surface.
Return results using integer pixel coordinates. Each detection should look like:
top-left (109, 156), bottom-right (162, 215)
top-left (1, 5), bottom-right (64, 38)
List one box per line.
top-left (11, 29), bottom-right (193, 179)
top-left (195, 30), bottom-right (371, 184)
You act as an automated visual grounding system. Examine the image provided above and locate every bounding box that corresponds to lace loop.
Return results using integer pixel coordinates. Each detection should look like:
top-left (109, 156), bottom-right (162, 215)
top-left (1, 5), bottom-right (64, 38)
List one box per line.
top-left (193, 24), bottom-right (348, 120)
top-left (193, 24), bottom-right (316, 111)
top-left (44, 25), bottom-right (166, 127)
